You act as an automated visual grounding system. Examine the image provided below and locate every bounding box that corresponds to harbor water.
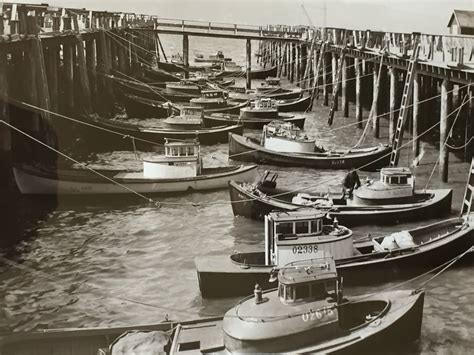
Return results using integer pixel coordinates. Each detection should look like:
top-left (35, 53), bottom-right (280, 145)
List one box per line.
top-left (0, 36), bottom-right (473, 354)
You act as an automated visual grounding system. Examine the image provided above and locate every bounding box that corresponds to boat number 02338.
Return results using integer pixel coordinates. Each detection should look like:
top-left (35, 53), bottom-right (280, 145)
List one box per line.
top-left (292, 245), bottom-right (318, 254)
top-left (302, 308), bottom-right (334, 322)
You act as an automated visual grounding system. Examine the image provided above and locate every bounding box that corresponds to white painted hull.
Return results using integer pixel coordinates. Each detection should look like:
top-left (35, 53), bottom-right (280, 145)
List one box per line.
top-left (13, 166), bottom-right (257, 195)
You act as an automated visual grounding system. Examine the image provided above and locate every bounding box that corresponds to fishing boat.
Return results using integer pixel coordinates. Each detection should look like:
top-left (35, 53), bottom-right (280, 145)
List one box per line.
top-left (204, 98), bottom-right (306, 129)
top-left (122, 94), bottom-right (174, 118)
top-left (13, 139), bottom-right (257, 195)
top-left (229, 121), bottom-right (391, 170)
top-left (194, 50), bottom-right (231, 63)
top-left (215, 64), bottom-right (278, 80)
top-left (189, 89), bottom-right (230, 110)
top-left (228, 85), bottom-right (303, 101)
top-left (79, 113), bottom-right (244, 150)
top-left (196, 205), bottom-right (472, 297)
top-left (165, 79), bottom-right (202, 95)
top-left (0, 257), bottom-right (425, 354)
top-left (229, 168), bottom-right (453, 224)
top-left (163, 106), bottom-right (204, 129)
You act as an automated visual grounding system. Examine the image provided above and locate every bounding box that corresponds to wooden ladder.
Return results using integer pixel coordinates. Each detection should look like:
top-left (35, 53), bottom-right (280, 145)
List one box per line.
top-left (389, 41), bottom-right (420, 167)
top-left (461, 157), bottom-right (474, 216)
top-left (309, 42), bottom-right (326, 110)
top-left (328, 32), bottom-right (347, 126)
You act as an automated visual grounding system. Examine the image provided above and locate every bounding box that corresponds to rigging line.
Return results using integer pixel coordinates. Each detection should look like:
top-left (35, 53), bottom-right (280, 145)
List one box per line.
top-left (416, 246), bottom-right (474, 291)
top-left (1, 240), bottom-right (471, 322)
top-left (0, 120), bottom-right (162, 206)
top-left (329, 82), bottom-right (472, 133)
top-left (424, 93), bottom-right (471, 191)
top-left (6, 98), bottom-right (165, 148)
top-left (445, 137), bottom-right (474, 150)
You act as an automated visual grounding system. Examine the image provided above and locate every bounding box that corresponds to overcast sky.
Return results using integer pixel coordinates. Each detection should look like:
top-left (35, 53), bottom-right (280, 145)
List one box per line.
top-left (14, 0), bottom-right (474, 34)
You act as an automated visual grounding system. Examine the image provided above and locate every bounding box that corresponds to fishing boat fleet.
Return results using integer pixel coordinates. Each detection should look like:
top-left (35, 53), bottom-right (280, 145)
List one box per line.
top-left (2, 45), bottom-right (473, 355)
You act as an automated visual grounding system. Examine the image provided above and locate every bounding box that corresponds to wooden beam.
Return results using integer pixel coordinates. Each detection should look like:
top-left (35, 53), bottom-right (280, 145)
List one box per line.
top-left (246, 38), bottom-right (251, 90)
top-left (355, 57), bottom-right (362, 127)
top-left (412, 73), bottom-right (420, 160)
top-left (440, 78), bottom-right (452, 182)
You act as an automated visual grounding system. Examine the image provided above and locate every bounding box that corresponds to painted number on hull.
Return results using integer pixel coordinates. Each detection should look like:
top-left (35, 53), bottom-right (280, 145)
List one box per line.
top-left (292, 245), bottom-right (318, 254)
top-left (302, 308), bottom-right (334, 322)
top-left (331, 159), bottom-right (345, 165)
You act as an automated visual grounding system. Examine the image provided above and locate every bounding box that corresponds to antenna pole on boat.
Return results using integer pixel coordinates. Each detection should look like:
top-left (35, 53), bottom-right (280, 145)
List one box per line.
top-left (461, 157), bottom-right (474, 219)
top-left (389, 37), bottom-right (421, 167)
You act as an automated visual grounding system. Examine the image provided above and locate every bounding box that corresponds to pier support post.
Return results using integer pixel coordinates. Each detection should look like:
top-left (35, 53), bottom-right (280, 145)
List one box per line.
top-left (468, 86), bottom-right (474, 162)
top-left (341, 56), bottom-right (348, 117)
top-left (75, 35), bottom-right (93, 115)
top-left (355, 58), bottom-right (362, 127)
top-left (85, 39), bottom-right (97, 109)
top-left (322, 52), bottom-right (329, 106)
top-left (246, 38), bottom-right (251, 90)
top-left (63, 43), bottom-right (74, 114)
top-left (389, 67), bottom-right (398, 144)
top-left (440, 78), bottom-right (452, 183)
top-left (331, 53), bottom-right (338, 111)
top-left (46, 45), bottom-right (59, 113)
top-left (183, 34), bottom-right (189, 79)
top-left (290, 43), bottom-right (295, 83)
top-left (0, 50), bottom-right (10, 185)
top-left (97, 29), bottom-right (114, 115)
top-left (412, 73), bottom-right (421, 160)
top-left (295, 45), bottom-right (300, 86)
top-left (371, 63), bottom-right (380, 138)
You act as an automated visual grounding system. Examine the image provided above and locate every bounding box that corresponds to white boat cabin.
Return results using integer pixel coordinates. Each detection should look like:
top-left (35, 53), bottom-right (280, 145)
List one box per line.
top-left (262, 121), bottom-right (316, 153)
top-left (222, 61), bottom-right (243, 71)
top-left (265, 77), bottom-right (281, 86)
top-left (143, 139), bottom-right (202, 179)
top-left (277, 257), bottom-right (339, 306)
top-left (200, 90), bottom-right (228, 100)
top-left (353, 167), bottom-right (415, 201)
top-left (164, 106), bottom-right (203, 126)
top-left (264, 210), bottom-right (353, 267)
top-left (250, 98), bottom-right (276, 110)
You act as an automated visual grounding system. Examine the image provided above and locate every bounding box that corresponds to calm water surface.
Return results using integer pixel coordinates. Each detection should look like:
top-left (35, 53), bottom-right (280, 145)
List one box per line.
top-left (0, 36), bottom-right (473, 354)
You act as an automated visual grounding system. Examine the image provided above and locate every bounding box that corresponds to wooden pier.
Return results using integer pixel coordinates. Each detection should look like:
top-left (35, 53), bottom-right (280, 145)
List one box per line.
top-left (0, 2), bottom-right (473, 187)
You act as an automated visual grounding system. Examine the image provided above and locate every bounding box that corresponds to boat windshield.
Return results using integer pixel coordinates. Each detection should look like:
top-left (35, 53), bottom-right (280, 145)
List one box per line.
top-left (274, 219), bottom-right (322, 238)
top-left (279, 280), bottom-right (336, 304)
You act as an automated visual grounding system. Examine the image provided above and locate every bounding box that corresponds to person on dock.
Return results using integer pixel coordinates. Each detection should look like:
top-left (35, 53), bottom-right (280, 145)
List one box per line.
top-left (342, 169), bottom-right (361, 199)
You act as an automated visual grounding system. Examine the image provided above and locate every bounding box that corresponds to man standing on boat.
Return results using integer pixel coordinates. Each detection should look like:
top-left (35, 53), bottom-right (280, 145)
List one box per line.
top-left (342, 169), bottom-right (361, 199)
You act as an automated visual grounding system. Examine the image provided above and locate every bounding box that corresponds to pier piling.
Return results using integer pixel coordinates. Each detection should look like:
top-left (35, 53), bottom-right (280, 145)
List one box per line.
top-left (440, 78), bottom-right (453, 182)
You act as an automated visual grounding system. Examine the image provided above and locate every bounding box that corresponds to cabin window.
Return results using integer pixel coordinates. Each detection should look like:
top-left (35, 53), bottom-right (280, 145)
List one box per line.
top-left (295, 221), bottom-right (310, 234)
top-left (310, 219), bottom-right (321, 234)
top-left (179, 146), bottom-right (187, 156)
top-left (187, 146), bottom-right (196, 155)
top-left (276, 222), bottom-right (293, 235)
top-left (311, 282), bottom-right (326, 299)
top-left (285, 285), bottom-right (295, 302)
top-left (399, 176), bottom-right (408, 184)
top-left (178, 341), bottom-right (201, 351)
top-left (295, 284), bottom-right (310, 300)
top-left (278, 284), bottom-right (284, 298)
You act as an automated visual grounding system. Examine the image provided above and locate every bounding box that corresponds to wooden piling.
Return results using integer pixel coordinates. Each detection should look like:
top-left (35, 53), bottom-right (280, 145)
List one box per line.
top-left (389, 66), bottom-right (398, 144)
top-left (85, 39), bottom-right (98, 106)
top-left (290, 43), bottom-right (295, 83)
top-left (355, 58), bottom-right (362, 127)
top-left (412, 73), bottom-right (420, 159)
top-left (331, 53), bottom-right (338, 111)
top-left (468, 87), bottom-right (474, 161)
top-left (440, 78), bottom-right (452, 183)
top-left (246, 39), bottom-right (251, 90)
top-left (63, 43), bottom-right (74, 114)
top-left (322, 52), bottom-right (329, 106)
top-left (341, 56), bottom-right (348, 117)
top-left (182, 34), bottom-right (189, 79)
top-left (45, 45), bottom-right (59, 113)
top-left (0, 49), bottom-right (10, 183)
top-left (75, 35), bottom-right (93, 115)
top-left (372, 63), bottom-right (380, 138)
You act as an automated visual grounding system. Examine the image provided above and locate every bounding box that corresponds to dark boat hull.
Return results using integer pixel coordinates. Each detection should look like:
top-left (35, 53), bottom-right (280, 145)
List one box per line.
top-left (204, 113), bottom-right (305, 129)
top-left (79, 115), bottom-right (244, 151)
top-left (277, 95), bottom-right (312, 112)
top-left (216, 65), bottom-right (278, 79)
top-left (228, 180), bottom-right (453, 224)
top-left (196, 218), bottom-right (472, 297)
top-left (122, 94), bottom-right (172, 118)
top-left (229, 133), bottom-right (391, 171)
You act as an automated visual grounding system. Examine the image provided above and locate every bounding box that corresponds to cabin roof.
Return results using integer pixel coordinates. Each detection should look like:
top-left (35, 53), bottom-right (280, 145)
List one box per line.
top-left (164, 139), bottom-right (199, 147)
top-left (269, 210), bottom-right (325, 222)
top-left (144, 156), bottom-right (198, 163)
top-left (380, 167), bottom-right (412, 176)
top-left (278, 258), bottom-right (337, 285)
top-left (447, 10), bottom-right (474, 29)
